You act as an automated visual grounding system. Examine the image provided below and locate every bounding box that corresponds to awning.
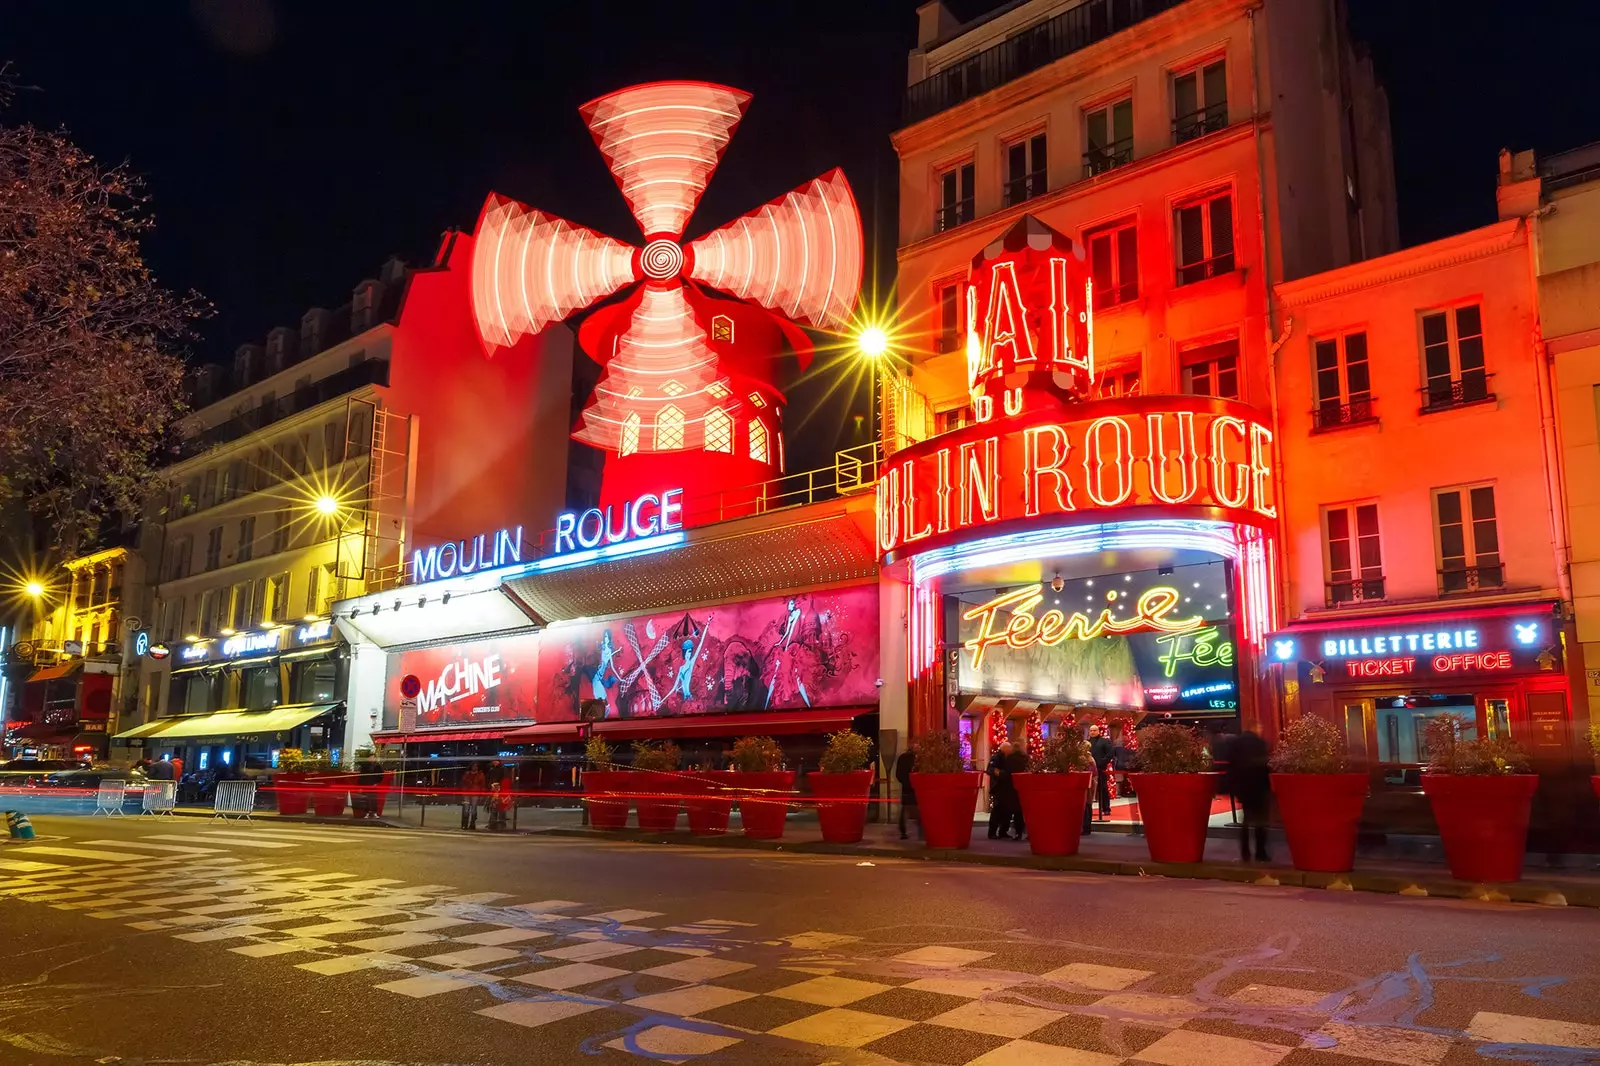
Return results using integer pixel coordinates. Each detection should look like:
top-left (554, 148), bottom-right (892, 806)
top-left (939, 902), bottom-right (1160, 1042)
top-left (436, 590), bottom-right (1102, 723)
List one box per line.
top-left (593, 708), bottom-right (870, 740)
top-left (28, 660), bottom-right (83, 683)
top-left (370, 728), bottom-right (507, 745)
top-left (501, 723), bottom-right (584, 743)
top-left (113, 703), bottom-right (336, 740)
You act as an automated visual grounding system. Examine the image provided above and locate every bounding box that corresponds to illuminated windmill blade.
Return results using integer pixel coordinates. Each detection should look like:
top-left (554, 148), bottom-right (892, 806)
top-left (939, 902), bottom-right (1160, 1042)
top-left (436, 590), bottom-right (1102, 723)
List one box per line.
top-left (581, 81), bottom-right (751, 241)
top-left (686, 168), bottom-right (863, 330)
top-left (470, 194), bottom-right (637, 353)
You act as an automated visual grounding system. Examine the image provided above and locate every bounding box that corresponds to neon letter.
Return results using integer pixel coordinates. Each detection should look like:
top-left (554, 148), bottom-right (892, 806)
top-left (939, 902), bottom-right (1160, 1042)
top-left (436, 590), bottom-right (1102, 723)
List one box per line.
top-left (1249, 423), bottom-right (1276, 517)
top-left (1023, 424), bottom-right (1074, 517)
top-left (982, 260), bottom-right (1035, 373)
top-left (958, 437), bottom-right (1001, 527)
top-left (901, 458), bottom-right (933, 543)
top-left (1084, 416), bottom-right (1134, 507)
top-left (1209, 416), bottom-right (1251, 509)
top-left (576, 508), bottom-right (604, 549)
top-left (660, 488), bottom-right (684, 531)
top-left (630, 494), bottom-right (661, 538)
top-left (876, 468), bottom-right (900, 553)
top-left (934, 447), bottom-right (954, 534)
top-left (1146, 411), bottom-right (1199, 504)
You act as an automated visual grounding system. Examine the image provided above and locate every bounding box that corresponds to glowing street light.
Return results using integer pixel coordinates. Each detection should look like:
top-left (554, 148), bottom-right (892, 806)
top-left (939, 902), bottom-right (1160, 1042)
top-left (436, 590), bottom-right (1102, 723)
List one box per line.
top-left (857, 325), bottom-right (889, 359)
top-left (314, 494), bottom-right (341, 517)
top-left (23, 580), bottom-right (44, 598)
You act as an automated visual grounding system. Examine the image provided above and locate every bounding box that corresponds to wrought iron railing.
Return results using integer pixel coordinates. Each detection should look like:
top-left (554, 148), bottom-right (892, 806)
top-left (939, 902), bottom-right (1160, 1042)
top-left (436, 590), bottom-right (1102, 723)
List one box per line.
top-left (1173, 102), bottom-right (1229, 145)
top-left (1312, 397), bottom-right (1377, 431)
top-left (1327, 577), bottom-right (1385, 607)
top-left (936, 200), bottom-right (974, 233)
top-left (176, 360), bottom-right (390, 459)
top-left (904, 0), bottom-right (1182, 124)
top-left (1003, 171), bottom-right (1048, 207)
top-left (1419, 374), bottom-right (1493, 414)
top-left (1093, 280), bottom-right (1138, 310)
top-left (1083, 139), bottom-right (1134, 177)
top-left (1176, 251), bottom-right (1236, 286)
top-left (1439, 564), bottom-right (1504, 594)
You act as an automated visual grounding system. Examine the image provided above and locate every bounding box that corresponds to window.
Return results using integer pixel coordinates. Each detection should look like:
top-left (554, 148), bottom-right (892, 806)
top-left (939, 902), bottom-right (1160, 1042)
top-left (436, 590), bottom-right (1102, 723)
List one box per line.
top-left (654, 405), bottom-right (684, 450)
top-left (749, 418), bottom-right (770, 464)
top-left (323, 421), bottom-right (343, 467)
top-left (291, 659), bottom-right (337, 703)
top-left (250, 577), bottom-right (268, 627)
top-left (619, 412), bottom-right (641, 457)
top-left (662, 380), bottom-right (685, 397)
top-left (1173, 58), bottom-right (1227, 144)
top-left (167, 536), bottom-right (192, 581)
top-left (1175, 191), bottom-right (1234, 285)
top-left (1086, 219), bottom-right (1138, 308)
top-left (934, 407), bottom-right (972, 435)
top-left (1421, 306), bottom-right (1489, 411)
top-left (748, 392), bottom-right (767, 408)
top-left (347, 404), bottom-right (372, 457)
top-left (253, 448), bottom-right (272, 491)
top-left (711, 315), bottom-right (733, 343)
top-left (268, 572), bottom-right (290, 623)
top-left (204, 526), bottom-right (224, 571)
top-left (1084, 98), bottom-right (1133, 176)
top-left (1324, 503), bottom-right (1384, 605)
top-left (197, 589), bottom-right (215, 636)
top-left (1004, 133), bottom-right (1047, 206)
top-left (241, 664), bottom-right (280, 710)
top-left (1094, 362), bottom-right (1142, 399)
top-left (1313, 332), bottom-right (1374, 429)
top-left (231, 582), bottom-right (251, 630)
top-left (1377, 695), bottom-right (1478, 765)
top-left (704, 408), bottom-right (733, 453)
top-left (1180, 339), bottom-right (1239, 399)
top-left (936, 161), bottom-right (975, 232)
top-left (1435, 485), bottom-right (1503, 592)
top-left (271, 510), bottom-right (290, 554)
top-left (307, 562), bottom-right (338, 615)
top-left (934, 278), bottom-right (967, 353)
top-left (237, 516), bottom-right (256, 563)
top-left (706, 380), bottom-right (730, 400)
top-left (167, 596), bottom-right (186, 642)
top-left (219, 462), bottom-right (237, 503)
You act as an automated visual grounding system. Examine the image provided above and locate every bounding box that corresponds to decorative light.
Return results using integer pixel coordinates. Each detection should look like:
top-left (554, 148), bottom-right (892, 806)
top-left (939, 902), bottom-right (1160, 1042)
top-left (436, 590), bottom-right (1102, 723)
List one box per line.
top-left (857, 325), bottom-right (889, 359)
top-left (314, 494), bottom-right (340, 516)
top-left (23, 580), bottom-right (44, 598)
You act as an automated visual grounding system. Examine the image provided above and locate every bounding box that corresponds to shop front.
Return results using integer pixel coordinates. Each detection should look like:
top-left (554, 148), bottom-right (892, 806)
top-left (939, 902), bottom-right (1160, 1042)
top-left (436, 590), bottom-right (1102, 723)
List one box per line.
top-left (8, 658), bottom-right (116, 760)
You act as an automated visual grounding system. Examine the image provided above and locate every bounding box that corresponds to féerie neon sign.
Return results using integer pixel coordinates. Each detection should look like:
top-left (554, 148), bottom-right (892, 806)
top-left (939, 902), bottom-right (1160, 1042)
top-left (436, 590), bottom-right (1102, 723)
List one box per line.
top-left (962, 584), bottom-right (1204, 669)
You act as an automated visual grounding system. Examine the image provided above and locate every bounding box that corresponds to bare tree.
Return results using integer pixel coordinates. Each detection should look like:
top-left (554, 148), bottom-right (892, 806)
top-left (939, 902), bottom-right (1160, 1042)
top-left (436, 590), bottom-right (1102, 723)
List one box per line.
top-left (0, 73), bottom-right (203, 553)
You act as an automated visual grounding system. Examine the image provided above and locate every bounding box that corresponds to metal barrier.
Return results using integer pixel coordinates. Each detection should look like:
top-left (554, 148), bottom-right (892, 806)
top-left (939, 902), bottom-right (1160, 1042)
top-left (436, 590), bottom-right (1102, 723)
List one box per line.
top-left (141, 781), bottom-right (177, 815)
top-left (213, 780), bottom-right (257, 820)
top-left (94, 781), bottom-right (127, 816)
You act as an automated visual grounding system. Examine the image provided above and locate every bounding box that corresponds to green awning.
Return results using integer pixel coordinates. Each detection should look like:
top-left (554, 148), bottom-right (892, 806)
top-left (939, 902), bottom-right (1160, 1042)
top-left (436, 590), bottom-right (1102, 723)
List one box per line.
top-left (113, 703), bottom-right (336, 740)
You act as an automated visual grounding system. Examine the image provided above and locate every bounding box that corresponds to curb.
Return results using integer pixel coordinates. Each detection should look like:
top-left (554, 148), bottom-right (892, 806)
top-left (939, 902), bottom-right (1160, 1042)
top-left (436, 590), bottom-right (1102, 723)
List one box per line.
top-left (537, 826), bottom-right (1600, 909)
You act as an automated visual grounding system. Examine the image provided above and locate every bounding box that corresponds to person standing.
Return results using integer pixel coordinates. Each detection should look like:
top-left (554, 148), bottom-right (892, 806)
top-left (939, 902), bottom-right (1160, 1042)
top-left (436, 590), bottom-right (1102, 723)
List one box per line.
top-left (986, 742), bottom-right (1018, 840)
top-left (353, 754), bottom-right (384, 820)
top-left (1089, 726), bottom-right (1115, 820)
top-left (1002, 742), bottom-right (1029, 840)
top-left (460, 762), bottom-right (486, 830)
top-left (1225, 730), bottom-right (1272, 863)
top-left (486, 760), bottom-right (511, 831)
top-left (894, 748), bottom-right (918, 840)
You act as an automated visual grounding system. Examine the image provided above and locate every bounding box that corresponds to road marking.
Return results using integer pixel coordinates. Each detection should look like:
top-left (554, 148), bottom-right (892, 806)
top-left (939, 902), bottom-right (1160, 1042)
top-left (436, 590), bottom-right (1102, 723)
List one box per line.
top-left (15, 846), bottom-right (147, 862)
top-left (0, 858), bottom-right (66, 872)
top-left (157, 834), bottom-right (298, 849)
top-left (82, 840), bottom-right (225, 855)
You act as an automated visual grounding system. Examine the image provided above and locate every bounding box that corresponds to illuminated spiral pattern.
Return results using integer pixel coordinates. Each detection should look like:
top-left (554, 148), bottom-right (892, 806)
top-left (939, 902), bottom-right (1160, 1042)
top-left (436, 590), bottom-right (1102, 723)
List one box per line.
top-left (640, 239), bottom-right (684, 280)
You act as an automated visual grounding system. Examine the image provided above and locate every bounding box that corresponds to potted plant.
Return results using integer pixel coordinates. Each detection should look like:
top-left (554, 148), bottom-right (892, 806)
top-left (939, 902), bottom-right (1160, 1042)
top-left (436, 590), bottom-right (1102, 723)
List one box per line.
top-left (304, 750), bottom-right (348, 817)
top-left (631, 739), bottom-right (685, 832)
top-left (728, 736), bottom-right (794, 839)
top-left (1270, 715), bottom-right (1369, 872)
top-left (1588, 725), bottom-right (1600, 803)
top-left (1013, 732), bottom-right (1094, 856)
top-left (1420, 716), bottom-right (1536, 882)
top-left (272, 748), bottom-right (311, 816)
top-left (582, 736), bottom-right (631, 831)
top-left (909, 730), bottom-right (983, 849)
top-left (1127, 724), bottom-right (1216, 863)
top-left (808, 731), bottom-right (874, 844)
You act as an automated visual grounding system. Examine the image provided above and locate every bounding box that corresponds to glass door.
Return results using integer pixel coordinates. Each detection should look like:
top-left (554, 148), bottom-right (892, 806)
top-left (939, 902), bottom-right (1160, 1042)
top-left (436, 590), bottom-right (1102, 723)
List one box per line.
top-left (1341, 699), bottom-right (1373, 764)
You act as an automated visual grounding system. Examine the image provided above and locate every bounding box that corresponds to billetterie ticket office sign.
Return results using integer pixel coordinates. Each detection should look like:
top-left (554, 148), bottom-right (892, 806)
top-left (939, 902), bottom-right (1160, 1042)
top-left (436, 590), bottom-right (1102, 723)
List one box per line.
top-left (877, 394), bottom-right (1277, 560)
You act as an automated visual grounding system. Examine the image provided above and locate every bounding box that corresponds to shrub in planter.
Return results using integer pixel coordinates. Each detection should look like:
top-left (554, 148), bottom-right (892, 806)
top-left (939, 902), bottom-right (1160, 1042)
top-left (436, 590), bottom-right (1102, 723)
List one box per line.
top-left (909, 731), bottom-right (982, 849)
top-left (272, 748), bottom-right (311, 816)
top-left (809, 731), bottom-right (874, 844)
top-left (1269, 715), bottom-right (1369, 872)
top-left (631, 740), bottom-right (684, 832)
top-left (1421, 717), bottom-right (1536, 883)
top-left (1013, 732), bottom-right (1094, 857)
top-left (1127, 724), bottom-right (1216, 863)
top-left (729, 736), bottom-right (794, 839)
top-left (583, 736), bottom-right (632, 831)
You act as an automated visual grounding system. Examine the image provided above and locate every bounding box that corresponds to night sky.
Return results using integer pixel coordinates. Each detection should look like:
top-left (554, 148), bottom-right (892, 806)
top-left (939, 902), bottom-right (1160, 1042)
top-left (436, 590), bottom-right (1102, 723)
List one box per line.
top-left (8, 0), bottom-right (1596, 458)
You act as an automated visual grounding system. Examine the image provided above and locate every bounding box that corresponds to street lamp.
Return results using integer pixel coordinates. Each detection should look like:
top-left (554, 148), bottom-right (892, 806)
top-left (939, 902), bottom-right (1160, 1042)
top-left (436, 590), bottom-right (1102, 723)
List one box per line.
top-left (854, 322), bottom-right (893, 459)
top-left (314, 494), bottom-right (340, 517)
top-left (22, 580), bottom-right (44, 599)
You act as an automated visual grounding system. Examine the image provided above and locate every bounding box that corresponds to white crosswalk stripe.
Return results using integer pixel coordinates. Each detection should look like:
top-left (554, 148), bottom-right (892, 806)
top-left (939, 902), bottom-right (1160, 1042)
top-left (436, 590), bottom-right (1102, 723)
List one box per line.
top-left (82, 840), bottom-right (226, 855)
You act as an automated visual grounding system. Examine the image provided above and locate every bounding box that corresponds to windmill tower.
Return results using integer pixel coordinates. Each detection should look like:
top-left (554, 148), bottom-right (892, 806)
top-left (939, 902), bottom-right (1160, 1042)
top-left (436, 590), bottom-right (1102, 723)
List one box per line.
top-left (471, 81), bottom-right (864, 517)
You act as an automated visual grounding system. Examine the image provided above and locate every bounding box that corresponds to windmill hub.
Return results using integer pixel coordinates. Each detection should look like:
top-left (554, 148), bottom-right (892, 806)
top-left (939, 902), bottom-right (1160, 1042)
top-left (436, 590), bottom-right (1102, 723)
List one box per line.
top-left (639, 238), bottom-right (685, 281)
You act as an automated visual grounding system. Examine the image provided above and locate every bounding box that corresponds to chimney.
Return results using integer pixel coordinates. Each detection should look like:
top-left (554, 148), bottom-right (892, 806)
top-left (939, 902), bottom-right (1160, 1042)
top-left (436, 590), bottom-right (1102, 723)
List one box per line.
top-left (915, 1), bottom-right (960, 49)
top-left (300, 308), bottom-right (329, 359)
top-left (352, 279), bottom-right (384, 333)
top-left (265, 328), bottom-right (294, 376)
top-left (380, 256), bottom-right (407, 286)
top-left (1496, 147), bottom-right (1541, 221)
top-left (233, 343), bottom-right (263, 390)
top-left (191, 365), bottom-right (218, 408)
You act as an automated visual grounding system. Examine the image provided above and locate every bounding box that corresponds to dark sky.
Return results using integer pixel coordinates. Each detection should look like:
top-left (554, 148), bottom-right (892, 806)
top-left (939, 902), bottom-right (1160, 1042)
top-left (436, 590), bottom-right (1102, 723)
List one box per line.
top-left (8, 0), bottom-right (1596, 446)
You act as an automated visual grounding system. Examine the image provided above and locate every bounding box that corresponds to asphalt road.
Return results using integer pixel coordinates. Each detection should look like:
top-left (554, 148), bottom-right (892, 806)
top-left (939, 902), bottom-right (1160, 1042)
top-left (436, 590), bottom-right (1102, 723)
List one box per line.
top-left (1, 815), bottom-right (1598, 1066)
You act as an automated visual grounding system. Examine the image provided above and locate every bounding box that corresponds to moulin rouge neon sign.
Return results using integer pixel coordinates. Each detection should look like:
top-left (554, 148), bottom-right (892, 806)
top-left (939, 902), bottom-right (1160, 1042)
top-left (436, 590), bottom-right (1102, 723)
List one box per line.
top-left (962, 584), bottom-right (1205, 669)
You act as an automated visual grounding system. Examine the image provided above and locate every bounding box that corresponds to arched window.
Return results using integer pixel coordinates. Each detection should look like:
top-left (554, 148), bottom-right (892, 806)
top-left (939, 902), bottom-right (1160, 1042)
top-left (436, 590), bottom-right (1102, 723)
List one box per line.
top-left (703, 408), bottom-right (733, 453)
top-left (619, 412), bottom-right (641, 457)
top-left (749, 417), bottom-right (770, 464)
top-left (655, 404), bottom-right (685, 450)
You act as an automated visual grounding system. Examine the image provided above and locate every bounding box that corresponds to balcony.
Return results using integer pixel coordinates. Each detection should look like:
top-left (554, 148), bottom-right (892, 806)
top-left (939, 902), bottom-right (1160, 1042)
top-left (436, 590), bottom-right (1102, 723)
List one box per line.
top-left (904, 0), bottom-right (1182, 125)
top-left (1440, 564), bottom-right (1504, 595)
top-left (1003, 171), bottom-right (1047, 207)
top-left (1173, 102), bottom-right (1228, 145)
top-left (1327, 577), bottom-right (1385, 607)
top-left (1083, 139), bottom-right (1134, 178)
top-left (175, 360), bottom-right (390, 460)
top-left (1419, 374), bottom-right (1493, 414)
top-left (1311, 397), bottom-right (1377, 432)
top-left (935, 199), bottom-right (975, 233)
top-left (1175, 251), bottom-right (1235, 287)
top-left (1093, 280), bottom-right (1138, 310)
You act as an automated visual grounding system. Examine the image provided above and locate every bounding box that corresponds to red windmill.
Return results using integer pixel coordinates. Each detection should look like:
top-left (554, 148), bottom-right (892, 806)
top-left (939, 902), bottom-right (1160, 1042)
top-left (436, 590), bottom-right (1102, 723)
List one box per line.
top-left (470, 81), bottom-right (864, 517)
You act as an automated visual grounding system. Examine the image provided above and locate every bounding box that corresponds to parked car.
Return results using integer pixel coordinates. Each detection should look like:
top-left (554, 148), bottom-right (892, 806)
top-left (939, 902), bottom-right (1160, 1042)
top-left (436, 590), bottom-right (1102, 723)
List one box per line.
top-left (45, 764), bottom-right (142, 791)
top-left (0, 758), bottom-right (83, 786)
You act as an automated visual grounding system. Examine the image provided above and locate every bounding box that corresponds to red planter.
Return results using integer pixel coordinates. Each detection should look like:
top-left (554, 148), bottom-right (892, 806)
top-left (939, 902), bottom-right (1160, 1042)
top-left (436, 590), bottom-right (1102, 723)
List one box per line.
top-left (728, 770), bottom-right (795, 839)
top-left (1013, 771), bottom-right (1093, 857)
top-left (273, 771), bottom-right (310, 816)
top-left (1422, 773), bottom-right (1538, 882)
top-left (1271, 773), bottom-right (1369, 873)
top-left (634, 772), bottom-right (685, 832)
top-left (910, 771), bottom-right (983, 849)
top-left (808, 770), bottom-right (875, 844)
top-left (1592, 775), bottom-right (1600, 803)
top-left (308, 773), bottom-right (348, 817)
top-left (350, 771), bottom-right (393, 817)
top-left (1129, 772), bottom-right (1219, 863)
top-left (684, 770), bottom-right (738, 836)
top-left (583, 770), bottom-right (635, 830)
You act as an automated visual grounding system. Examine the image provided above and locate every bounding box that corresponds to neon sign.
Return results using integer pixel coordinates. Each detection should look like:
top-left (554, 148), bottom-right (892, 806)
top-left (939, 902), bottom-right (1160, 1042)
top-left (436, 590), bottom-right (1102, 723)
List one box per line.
top-left (221, 631), bottom-right (280, 658)
top-left (1155, 627), bottom-right (1235, 678)
top-left (555, 489), bottom-right (684, 554)
top-left (296, 619), bottom-right (333, 644)
top-left (413, 527), bottom-right (523, 583)
top-left (962, 584), bottom-right (1204, 669)
top-left (1322, 629), bottom-right (1478, 658)
top-left (1344, 652), bottom-right (1513, 678)
top-left (878, 395), bottom-right (1276, 559)
top-left (1270, 609), bottom-right (1560, 680)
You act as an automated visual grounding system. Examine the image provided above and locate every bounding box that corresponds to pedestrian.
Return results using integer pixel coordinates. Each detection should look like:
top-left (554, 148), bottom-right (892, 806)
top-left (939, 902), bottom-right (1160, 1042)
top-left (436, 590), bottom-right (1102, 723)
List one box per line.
top-left (170, 752), bottom-right (184, 781)
top-left (1002, 741), bottom-right (1028, 839)
top-left (986, 741), bottom-right (1018, 840)
top-left (894, 747), bottom-right (919, 840)
top-left (353, 753), bottom-right (384, 820)
top-left (1225, 730), bottom-right (1272, 863)
top-left (487, 761), bottom-right (511, 831)
top-left (460, 762), bottom-right (486, 830)
top-left (1089, 725), bottom-right (1114, 820)
top-left (147, 757), bottom-right (173, 782)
